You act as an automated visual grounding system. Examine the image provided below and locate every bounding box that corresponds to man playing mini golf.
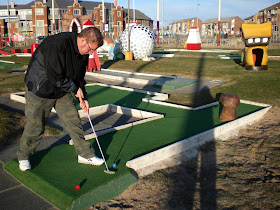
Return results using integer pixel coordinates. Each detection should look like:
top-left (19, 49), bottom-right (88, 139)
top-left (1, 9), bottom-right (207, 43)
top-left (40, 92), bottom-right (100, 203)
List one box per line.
top-left (17, 27), bottom-right (105, 171)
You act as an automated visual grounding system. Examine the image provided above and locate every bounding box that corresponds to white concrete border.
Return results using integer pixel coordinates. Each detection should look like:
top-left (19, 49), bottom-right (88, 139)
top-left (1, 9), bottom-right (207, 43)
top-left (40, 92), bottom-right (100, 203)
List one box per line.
top-left (0, 59), bottom-right (16, 64)
top-left (85, 68), bottom-right (177, 86)
top-left (75, 104), bottom-right (164, 142)
top-left (99, 68), bottom-right (177, 79)
top-left (126, 104), bottom-right (271, 177)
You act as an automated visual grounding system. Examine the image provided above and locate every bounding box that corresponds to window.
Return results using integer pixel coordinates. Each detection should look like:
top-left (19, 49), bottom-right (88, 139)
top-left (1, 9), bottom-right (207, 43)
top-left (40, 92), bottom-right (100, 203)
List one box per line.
top-left (10, 10), bottom-right (16, 16)
top-left (74, 9), bottom-right (80, 15)
top-left (36, 20), bottom-right (44, 36)
top-left (0, 11), bottom-right (8, 16)
top-left (36, 8), bottom-right (43, 15)
top-left (117, 11), bottom-right (121, 17)
top-left (36, 20), bottom-right (44, 27)
top-left (100, 10), bottom-right (103, 16)
top-left (117, 21), bottom-right (121, 33)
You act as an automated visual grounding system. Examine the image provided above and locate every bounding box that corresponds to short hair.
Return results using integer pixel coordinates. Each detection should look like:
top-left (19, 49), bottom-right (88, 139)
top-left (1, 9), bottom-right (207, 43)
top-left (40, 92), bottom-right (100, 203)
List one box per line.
top-left (78, 27), bottom-right (103, 48)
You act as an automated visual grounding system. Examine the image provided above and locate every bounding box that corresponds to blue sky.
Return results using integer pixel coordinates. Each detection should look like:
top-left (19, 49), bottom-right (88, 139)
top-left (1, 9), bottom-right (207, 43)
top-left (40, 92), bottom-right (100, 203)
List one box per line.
top-left (3, 0), bottom-right (280, 26)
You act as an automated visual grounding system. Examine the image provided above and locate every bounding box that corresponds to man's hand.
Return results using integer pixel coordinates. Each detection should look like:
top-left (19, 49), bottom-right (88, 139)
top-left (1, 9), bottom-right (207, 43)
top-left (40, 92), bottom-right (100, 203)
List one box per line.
top-left (75, 87), bottom-right (89, 113)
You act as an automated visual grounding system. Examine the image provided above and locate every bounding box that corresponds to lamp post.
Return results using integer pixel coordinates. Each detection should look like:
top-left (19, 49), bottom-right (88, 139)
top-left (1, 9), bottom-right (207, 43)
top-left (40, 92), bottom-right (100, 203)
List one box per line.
top-left (133, 0), bottom-right (135, 22)
top-left (52, 0), bottom-right (55, 34)
top-left (102, 0), bottom-right (105, 37)
top-left (196, 0), bottom-right (199, 28)
top-left (162, 0), bottom-right (164, 39)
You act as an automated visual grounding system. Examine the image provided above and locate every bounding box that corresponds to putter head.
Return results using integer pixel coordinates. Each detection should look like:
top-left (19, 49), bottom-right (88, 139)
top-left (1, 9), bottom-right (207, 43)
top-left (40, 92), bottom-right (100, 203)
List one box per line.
top-left (104, 170), bottom-right (115, 175)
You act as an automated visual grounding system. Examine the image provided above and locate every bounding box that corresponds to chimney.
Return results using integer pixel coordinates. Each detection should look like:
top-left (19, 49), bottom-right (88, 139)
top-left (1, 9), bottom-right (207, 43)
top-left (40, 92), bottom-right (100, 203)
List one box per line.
top-left (11, 1), bottom-right (15, 9)
top-left (43, 0), bottom-right (47, 3)
top-left (74, 0), bottom-right (78, 3)
top-left (114, 0), bottom-right (117, 7)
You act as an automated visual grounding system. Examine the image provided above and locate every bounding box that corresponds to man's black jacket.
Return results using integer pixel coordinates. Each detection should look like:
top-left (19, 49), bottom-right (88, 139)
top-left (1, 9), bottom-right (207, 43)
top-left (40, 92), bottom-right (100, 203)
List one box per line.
top-left (25, 32), bottom-right (89, 99)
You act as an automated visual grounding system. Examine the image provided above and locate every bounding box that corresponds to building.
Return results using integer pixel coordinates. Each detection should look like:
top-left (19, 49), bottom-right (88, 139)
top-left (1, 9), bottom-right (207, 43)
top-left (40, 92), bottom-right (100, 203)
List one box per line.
top-left (201, 16), bottom-right (244, 37)
top-left (244, 15), bottom-right (256, 24)
top-left (0, 0), bottom-right (153, 40)
top-left (255, 2), bottom-right (280, 33)
top-left (168, 18), bottom-right (202, 35)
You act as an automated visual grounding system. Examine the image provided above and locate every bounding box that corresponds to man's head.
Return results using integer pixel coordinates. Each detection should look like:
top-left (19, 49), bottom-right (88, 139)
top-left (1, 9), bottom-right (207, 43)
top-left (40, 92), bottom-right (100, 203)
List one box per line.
top-left (77, 27), bottom-right (104, 55)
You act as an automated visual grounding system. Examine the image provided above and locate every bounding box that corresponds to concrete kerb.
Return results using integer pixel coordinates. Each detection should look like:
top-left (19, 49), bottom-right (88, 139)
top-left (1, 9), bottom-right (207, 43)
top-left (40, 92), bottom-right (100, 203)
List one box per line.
top-left (86, 69), bottom-right (177, 86)
top-left (74, 104), bottom-right (164, 142)
top-left (127, 103), bottom-right (271, 177)
top-left (0, 59), bottom-right (16, 64)
top-left (9, 83), bottom-right (271, 178)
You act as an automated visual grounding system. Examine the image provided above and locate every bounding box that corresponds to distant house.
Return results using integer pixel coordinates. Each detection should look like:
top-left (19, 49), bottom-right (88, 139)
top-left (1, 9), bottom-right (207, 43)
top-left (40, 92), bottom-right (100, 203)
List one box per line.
top-left (168, 18), bottom-right (202, 35)
top-left (256, 2), bottom-right (280, 33)
top-left (244, 15), bottom-right (255, 24)
top-left (0, 0), bottom-right (153, 39)
top-left (201, 16), bottom-right (244, 37)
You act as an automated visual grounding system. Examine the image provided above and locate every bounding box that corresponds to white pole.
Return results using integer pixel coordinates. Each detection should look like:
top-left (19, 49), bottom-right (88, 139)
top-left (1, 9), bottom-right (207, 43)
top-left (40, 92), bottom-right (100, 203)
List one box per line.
top-left (35, 0), bottom-right (37, 37)
top-left (128, 0), bottom-right (130, 51)
top-left (102, 0), bottom-right (105, 35)
top-left (162, 0), bottom-right (164, 35)
top-left (196, 0), bottom-right (199, 28)
top-left (133, 0), bottom-right (135, 22)
top-left (52, 0), bottom-right (55, 34)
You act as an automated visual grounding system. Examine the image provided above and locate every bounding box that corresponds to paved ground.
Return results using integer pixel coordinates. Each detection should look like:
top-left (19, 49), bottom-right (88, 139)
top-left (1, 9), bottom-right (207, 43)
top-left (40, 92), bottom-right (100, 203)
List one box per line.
top-left (0, 70), bottom-right (223, 209)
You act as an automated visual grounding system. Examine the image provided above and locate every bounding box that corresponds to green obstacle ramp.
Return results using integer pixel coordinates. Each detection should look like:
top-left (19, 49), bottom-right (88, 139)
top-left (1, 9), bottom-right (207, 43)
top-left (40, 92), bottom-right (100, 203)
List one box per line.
top-left (153, 78), bottom-right (198, 90)
top-left (4, 143), bottom-right (137, 210)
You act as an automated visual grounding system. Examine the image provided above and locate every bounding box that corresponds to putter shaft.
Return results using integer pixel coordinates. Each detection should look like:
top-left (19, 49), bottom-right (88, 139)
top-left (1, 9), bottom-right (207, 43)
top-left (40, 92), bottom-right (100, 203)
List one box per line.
top-left (86, 111), bottom-right (115, 174)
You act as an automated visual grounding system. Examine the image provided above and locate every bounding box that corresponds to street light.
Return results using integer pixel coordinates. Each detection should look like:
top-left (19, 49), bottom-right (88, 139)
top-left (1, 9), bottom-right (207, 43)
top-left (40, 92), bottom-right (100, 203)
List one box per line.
top-left (196, 0), bottom-right (199, 28)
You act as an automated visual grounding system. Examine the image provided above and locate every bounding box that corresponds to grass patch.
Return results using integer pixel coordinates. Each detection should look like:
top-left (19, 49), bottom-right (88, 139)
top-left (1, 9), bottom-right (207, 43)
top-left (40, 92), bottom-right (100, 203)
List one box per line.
top-left (0, 107), bottom-right (62, 146)
top-left (0, 107), bottom-right (25, 145)
top-left (101, 53), bottom-right (280, 106)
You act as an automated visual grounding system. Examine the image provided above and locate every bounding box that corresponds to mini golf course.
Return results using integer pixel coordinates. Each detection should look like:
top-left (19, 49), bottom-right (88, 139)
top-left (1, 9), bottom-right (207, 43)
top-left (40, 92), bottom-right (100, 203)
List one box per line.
top-left (5, 83), bottom-right (270, 209)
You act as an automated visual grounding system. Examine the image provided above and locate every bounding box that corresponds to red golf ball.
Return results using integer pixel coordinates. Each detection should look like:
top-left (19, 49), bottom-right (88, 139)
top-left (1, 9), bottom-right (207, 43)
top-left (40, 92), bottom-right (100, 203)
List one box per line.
top-left (75, 184), bottom-right (80, 190)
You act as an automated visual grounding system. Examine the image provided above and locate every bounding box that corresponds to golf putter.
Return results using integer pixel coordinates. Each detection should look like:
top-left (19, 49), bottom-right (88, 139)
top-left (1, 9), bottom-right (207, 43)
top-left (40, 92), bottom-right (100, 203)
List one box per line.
top-left (86, 111), bottom-right (115, 174)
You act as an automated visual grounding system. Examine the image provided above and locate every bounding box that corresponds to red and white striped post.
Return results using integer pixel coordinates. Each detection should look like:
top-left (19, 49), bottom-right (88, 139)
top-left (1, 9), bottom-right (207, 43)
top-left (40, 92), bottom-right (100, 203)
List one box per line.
top-left (186, 27), bottom-right (201, 50)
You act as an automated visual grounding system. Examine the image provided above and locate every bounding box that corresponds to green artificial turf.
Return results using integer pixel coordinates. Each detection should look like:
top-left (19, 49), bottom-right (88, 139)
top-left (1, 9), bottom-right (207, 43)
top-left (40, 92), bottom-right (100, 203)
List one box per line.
top-left (5, 84), bottom-right (264, 209)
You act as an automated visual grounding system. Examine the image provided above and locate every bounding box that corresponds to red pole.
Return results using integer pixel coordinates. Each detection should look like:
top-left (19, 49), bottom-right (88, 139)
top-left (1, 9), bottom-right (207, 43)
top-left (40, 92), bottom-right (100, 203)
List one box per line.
top-left (217, 21), bottom-right (220, 46)
top-left (217, 0), bottom-right (221, 46)
top-left (157, 21), bottom-right (159, 45)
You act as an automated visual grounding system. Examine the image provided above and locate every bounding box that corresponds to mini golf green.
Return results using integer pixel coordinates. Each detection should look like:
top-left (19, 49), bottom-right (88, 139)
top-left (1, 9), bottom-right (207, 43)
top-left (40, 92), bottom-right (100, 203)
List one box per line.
top-left (5, 85), bottom-right (264, 209)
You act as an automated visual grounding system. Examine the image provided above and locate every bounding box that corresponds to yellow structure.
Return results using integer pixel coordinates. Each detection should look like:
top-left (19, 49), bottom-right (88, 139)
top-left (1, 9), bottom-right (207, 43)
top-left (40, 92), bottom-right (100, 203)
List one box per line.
top-left (241, 22), bottom-right (272, 70)
top-left (125, 51), bottom-right (133, 60)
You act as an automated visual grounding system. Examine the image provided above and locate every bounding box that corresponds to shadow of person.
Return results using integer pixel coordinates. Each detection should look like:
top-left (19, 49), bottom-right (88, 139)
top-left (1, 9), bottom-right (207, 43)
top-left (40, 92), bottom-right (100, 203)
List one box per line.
top-left (167, 53), bottom-right (217, 209)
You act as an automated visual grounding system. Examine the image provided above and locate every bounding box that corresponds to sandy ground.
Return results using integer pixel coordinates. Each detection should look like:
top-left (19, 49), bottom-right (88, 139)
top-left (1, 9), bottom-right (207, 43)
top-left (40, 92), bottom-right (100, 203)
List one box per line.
top-left (94, 106), bottom-right (280, 209)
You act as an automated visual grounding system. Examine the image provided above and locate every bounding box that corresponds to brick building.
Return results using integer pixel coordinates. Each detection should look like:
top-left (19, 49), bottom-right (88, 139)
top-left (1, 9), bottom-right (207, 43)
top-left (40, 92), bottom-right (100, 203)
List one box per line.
top-left (0, 0), bottom-right (153, 39)
top-left (255, 2), bottom-right (280, 33)
top-left (168, 18), bottom-right (202, 35)
top-left (201, 16), bottom-right (244, 37)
